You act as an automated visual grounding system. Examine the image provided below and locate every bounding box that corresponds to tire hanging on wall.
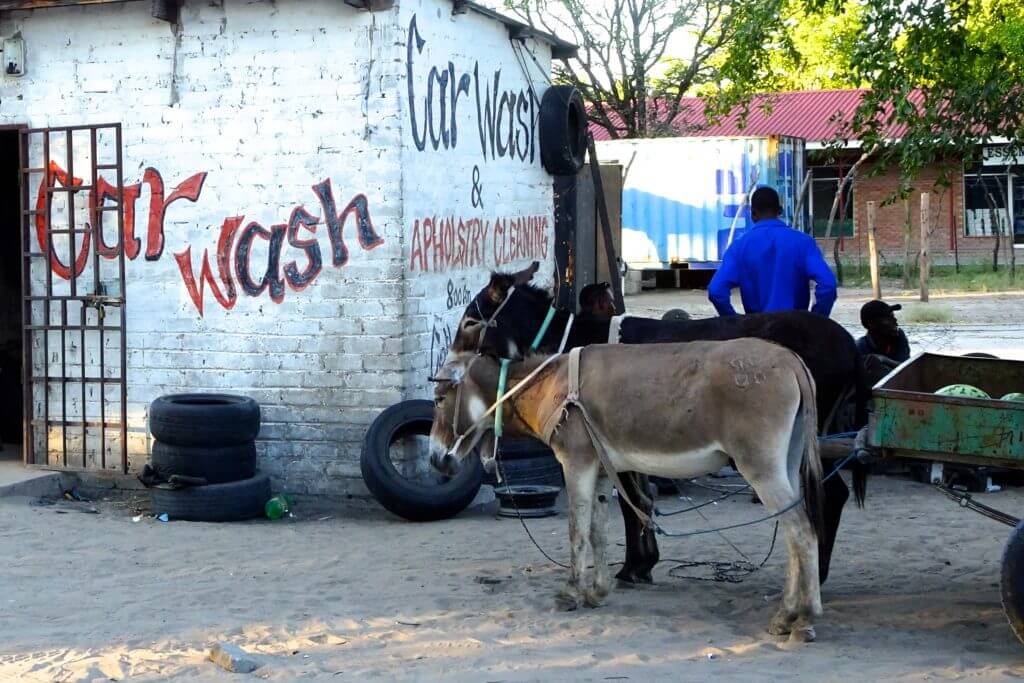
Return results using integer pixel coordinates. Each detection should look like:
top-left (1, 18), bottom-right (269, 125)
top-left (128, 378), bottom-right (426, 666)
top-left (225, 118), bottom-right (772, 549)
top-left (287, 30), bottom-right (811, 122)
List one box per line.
top-left (539, 85), bottom-right (587, 176)
top-left (149, 394), bottom-right (261, 448)
top-left (360, 399), bottom-right (484, 522)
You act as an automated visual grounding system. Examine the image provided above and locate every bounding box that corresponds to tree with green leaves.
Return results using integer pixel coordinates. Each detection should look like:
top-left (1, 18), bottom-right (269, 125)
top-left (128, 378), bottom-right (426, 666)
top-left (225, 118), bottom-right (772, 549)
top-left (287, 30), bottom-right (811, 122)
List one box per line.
top-left (710, 0), bottom-right (1024, 183)
top-left (502, 0), bottom-right (740, 138)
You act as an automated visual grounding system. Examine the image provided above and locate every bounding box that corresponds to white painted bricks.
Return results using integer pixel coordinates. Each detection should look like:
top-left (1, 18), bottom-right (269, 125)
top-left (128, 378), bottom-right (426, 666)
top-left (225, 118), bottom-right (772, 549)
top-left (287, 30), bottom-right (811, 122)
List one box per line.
top-left (0, 0), bottom-right (556, 495)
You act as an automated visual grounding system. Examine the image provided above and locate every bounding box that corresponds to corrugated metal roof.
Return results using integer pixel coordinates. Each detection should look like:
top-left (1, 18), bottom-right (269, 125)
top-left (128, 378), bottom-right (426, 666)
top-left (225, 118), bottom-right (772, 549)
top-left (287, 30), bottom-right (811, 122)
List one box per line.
top-left (590, 90), bottom-right (914, 143)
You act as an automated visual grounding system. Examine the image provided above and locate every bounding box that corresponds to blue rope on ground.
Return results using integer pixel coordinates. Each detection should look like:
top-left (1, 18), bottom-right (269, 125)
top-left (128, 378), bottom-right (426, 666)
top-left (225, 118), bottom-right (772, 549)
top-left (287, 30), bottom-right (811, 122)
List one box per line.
top-left (653, 442), bottom-right (861, 532)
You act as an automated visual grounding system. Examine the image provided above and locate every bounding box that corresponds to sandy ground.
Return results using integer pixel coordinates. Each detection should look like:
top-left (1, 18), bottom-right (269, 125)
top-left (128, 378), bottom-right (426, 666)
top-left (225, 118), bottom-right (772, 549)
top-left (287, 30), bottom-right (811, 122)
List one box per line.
top-left (2, 474), bottom-right (1024, 682)
top-left (5, 286), bottom-right (1024, 682)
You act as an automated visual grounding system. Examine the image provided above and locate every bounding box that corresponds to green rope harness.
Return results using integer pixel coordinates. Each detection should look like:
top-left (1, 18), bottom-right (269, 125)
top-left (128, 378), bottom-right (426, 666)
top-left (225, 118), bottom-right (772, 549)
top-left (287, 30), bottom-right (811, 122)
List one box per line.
top-left (494, 306), bottom-right (557, 438)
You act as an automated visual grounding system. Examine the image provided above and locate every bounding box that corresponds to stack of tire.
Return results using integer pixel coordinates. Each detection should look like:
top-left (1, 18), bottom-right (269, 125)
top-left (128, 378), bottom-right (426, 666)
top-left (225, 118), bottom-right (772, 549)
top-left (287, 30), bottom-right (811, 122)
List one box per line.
top-left (360, 399), bottom-right (564, 522)
top-left (483, 437), bottom-right (565, 489)
top-left (148, 394), bottom-right (270, 522)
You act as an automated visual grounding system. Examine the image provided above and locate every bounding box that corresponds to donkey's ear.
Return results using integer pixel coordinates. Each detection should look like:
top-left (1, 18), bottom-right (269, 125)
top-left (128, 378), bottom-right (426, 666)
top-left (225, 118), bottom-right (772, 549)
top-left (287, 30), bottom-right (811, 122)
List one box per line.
top-left (486, 273), bottom-right (515, 304)
top-left (512, 261), bottom-right (540, 285)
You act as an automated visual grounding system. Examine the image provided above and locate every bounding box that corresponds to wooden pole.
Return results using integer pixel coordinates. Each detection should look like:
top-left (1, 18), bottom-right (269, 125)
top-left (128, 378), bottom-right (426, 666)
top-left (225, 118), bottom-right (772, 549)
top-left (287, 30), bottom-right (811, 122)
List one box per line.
top-left (867, 201), bottom-right (881, 299)
top-left (585, 133), bottom-right (625, 314)
top-left (920, 193), bottom-right (930, 302)
top-left (793, 169), bottom-right (813, 232)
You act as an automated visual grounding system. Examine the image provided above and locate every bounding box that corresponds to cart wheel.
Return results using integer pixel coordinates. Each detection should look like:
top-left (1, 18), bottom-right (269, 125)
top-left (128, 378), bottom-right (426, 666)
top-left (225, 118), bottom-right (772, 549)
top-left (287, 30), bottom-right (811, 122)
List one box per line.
top-left (1000, 520), bottom-right (1024, 645)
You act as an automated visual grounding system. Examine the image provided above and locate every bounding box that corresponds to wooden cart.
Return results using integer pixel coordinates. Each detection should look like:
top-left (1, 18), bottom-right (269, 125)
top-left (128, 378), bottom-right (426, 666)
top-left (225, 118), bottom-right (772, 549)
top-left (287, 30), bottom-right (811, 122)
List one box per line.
top-left (866, 352), bottom-right (1024, 644)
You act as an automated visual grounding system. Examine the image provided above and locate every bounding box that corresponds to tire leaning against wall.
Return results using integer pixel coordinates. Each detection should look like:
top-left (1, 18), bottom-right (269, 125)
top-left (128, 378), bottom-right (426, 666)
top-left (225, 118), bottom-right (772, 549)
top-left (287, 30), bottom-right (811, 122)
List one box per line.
top-left (149, 394), bottom-right (261, 448)
top-left (360, 399), bottom-right (484, 522)
top-left (539, 85), bottom-right (588, 176)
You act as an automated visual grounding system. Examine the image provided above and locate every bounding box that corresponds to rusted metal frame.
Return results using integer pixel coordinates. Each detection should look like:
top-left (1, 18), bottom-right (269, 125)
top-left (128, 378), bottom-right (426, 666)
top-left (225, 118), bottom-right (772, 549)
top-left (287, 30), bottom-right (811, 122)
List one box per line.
top-left (115, 124), bottom-right (127, 474)
top-left (30, 418), bottom-right (122, 429)
top-left (24, 294), bottom-right (119, 301)
top-left (0, 1), bottom-right (138, 10)
top-left (18, 123), bottom-right (127, 472)
top-left (79, 301), bottom-right (87, 468)
top-left (91, 127), bottom-right (105, 469)
top-left (42, 131), bottom-right (51, 467)
top-left (59, 299), bottom-right (67, 466)
top-left (25, 324), bottom-right (120, 331)
top-left (31, 375), bottom-right (122, 383)
top-left (22, 122), bottom-right (121, 135)
top-left (62, 129), bottom-right (73, 467)
top-left (17, 126), bottom-right (32, 466)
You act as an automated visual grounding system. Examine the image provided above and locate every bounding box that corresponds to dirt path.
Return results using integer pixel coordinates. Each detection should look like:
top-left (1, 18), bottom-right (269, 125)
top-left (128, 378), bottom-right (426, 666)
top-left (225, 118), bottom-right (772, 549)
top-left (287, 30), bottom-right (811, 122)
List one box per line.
top-left (2, 475), bottom-right (1023, 681)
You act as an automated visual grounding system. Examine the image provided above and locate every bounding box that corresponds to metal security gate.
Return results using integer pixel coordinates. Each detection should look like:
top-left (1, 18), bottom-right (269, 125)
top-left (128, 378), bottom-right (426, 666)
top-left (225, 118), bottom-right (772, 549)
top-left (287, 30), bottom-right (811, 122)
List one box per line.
top-left (20, 124), bottom-right (128, 472)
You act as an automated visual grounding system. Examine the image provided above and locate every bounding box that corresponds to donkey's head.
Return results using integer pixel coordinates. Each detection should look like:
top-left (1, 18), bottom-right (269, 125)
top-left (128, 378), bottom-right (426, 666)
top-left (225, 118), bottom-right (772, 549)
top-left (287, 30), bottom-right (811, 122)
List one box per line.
top-left (428, 351), bottom-right (497, 476)
top-left (450, 261), bottom-right (554, 360)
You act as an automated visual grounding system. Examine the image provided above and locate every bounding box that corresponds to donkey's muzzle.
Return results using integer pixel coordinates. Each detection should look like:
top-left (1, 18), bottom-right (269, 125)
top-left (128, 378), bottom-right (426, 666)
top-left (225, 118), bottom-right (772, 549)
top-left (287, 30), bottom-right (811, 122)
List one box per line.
top-left (430, 449), bottom-right (459, 477)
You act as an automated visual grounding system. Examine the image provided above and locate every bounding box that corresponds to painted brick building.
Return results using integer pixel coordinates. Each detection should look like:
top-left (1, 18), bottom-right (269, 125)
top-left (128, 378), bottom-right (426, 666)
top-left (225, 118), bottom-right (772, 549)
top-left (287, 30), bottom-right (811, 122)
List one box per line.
top-left (0, 0), bottom-right (571, 494)
top-left (591, 90), bottom-right (1020, 267)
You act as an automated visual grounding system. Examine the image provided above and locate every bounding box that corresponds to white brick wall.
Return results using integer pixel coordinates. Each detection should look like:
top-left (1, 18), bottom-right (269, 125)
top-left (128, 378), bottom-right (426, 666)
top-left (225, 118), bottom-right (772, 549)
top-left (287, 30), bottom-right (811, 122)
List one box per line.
top-left (0, 0), bottom-right (556, 495)
top-left (397, 0), bottom-right (556, 398)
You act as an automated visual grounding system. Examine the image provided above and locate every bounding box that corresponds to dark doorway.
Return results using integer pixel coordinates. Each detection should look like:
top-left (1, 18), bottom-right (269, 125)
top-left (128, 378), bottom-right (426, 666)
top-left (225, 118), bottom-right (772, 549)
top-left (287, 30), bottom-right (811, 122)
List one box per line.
top-left (0, 128), bottom-right (23, 453)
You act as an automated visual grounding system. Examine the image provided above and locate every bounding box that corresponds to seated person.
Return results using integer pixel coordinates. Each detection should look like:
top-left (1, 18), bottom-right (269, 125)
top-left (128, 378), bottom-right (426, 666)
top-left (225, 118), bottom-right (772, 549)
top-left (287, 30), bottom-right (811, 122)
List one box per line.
top-left (857, 299), bottom-right (911, 386)
top-left (578, 282), bottom-right (615, 319)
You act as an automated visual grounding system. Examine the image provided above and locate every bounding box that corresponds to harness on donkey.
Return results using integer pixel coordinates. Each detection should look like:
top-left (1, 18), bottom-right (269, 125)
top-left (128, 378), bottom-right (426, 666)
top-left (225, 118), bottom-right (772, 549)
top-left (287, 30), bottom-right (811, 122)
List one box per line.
top-left (446, 292), bottom-right (843, 541)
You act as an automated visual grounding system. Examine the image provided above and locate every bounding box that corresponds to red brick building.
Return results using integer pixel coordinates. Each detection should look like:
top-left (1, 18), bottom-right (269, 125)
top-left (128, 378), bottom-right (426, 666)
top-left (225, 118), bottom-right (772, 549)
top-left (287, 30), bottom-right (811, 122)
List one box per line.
top-left (591, 90), bottom-right (1021, 266)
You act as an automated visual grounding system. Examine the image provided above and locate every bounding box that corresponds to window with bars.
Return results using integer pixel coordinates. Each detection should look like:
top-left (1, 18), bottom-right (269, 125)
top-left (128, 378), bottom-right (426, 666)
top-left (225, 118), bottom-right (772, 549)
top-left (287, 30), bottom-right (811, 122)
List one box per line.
top-left (963, 169), bottom-right (1024, 242)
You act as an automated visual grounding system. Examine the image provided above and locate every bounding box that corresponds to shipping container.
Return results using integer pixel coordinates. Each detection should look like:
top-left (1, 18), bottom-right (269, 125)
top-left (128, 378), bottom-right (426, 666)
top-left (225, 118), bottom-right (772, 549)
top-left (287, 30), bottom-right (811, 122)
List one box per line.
top-left (595, 135), bottom-right (806, 270)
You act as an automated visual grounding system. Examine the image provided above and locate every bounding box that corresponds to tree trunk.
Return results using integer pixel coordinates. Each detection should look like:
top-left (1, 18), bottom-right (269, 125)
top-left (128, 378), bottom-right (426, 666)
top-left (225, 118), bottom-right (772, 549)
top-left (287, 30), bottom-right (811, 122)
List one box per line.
top-left (994, 173), bottom-right (1016, 283)
top-left (985, 191), bottom-right (1001, 272)
top-left (793, 170), bottom-right (813, 232)
top-left (920, 193), bottom-right (930, 302)
top-left (867, 201), bottom-right (881, 299)
top-left (902, 197), bottom-right (913, 289)
top-left (823, 152), bottom-right (871, 287)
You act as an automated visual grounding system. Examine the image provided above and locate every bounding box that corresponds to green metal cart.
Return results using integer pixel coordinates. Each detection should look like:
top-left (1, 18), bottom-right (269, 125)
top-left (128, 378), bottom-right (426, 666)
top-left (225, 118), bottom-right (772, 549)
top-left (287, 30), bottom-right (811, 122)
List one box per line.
top-left (869, 352), bottom-right (1024, 645)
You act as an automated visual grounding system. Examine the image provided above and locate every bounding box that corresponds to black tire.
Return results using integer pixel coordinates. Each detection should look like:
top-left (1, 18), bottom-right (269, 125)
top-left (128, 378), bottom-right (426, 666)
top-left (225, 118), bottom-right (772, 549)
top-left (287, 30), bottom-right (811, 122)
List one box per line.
top-left (149, 394), bottom-right (260, 447)
top-left (495, 437), bottom-right (553, 461)
top-left (360, 399), bottom-right (484, 522)
top-left (491, 454), bottom-right (565, 489)
top-left (1001, 520), bottom-right (1024, 646)
top-left (150, 472), bottom-right (271, 522)
top-left (539, 85), bottom-right (587, 175)
top-left (150, 441), bottom-right (257, 484)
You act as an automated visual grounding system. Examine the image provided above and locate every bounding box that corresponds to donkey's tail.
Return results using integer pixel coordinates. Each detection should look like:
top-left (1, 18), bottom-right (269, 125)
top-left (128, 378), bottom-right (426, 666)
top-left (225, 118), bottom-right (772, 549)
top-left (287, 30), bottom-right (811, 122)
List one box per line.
top-left (849, 351), bottom-right (870, 507)
top-left (795, 357), bottom-right (826, 543)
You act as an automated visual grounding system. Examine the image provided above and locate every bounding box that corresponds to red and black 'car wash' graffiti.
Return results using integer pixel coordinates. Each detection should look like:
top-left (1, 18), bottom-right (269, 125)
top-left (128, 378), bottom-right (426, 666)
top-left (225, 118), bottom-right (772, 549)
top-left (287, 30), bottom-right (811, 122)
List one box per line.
top-left (37, 162), bottom-right (383, 316)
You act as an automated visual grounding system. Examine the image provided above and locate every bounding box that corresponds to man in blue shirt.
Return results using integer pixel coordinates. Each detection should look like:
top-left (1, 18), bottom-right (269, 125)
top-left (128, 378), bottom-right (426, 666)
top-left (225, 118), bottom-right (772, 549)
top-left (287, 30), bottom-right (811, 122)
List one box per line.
top-left (708, 187), bottom-right (837, 317)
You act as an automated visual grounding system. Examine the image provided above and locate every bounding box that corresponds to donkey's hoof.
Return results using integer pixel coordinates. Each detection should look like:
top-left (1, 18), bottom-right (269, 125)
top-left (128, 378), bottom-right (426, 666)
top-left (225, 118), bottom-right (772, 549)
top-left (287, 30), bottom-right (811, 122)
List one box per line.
top-left (614, 566), bottom-right (646, 585)
top-left (583, 590), bottom-right (606, 609)
top-left (767, 612), bottom-right (795, 636)
top-left (789, 626), bottom-right (817, 643)
top-left (555, 590), bottom-right (581, 612)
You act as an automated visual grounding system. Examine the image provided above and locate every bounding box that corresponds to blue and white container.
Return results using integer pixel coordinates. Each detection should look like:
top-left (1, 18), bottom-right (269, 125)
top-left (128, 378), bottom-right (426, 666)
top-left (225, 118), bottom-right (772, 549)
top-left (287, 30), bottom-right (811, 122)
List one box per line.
top-left (595, 135), bottom-right (806, 269)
